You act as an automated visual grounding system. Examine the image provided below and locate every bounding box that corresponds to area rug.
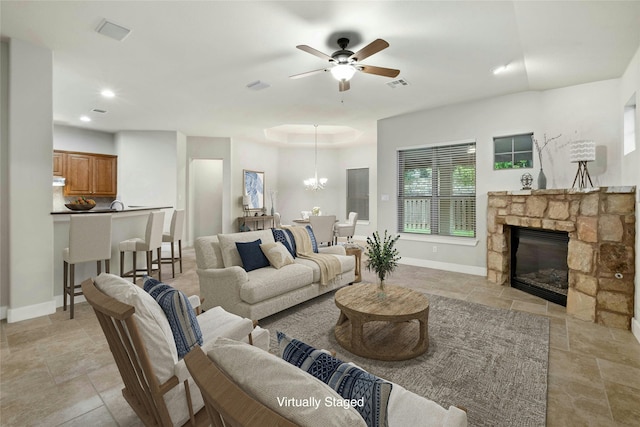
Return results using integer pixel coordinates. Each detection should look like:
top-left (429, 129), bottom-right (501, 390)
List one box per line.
top-left (259, 291), bottom-right (549, 427)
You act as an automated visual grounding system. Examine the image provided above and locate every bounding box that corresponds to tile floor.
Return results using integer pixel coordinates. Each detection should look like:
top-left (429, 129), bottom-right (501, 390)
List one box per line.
top-left (1, 245), bottom-right (639, 426)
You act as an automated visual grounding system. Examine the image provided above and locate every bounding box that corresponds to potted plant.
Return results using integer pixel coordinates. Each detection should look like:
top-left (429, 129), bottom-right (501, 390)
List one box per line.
top-left (364, 230), bottom-right (401, 294)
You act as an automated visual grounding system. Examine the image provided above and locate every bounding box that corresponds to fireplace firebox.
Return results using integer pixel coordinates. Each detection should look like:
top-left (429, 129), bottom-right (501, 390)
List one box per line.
top-left (511, 227), bottom-right (569, 306)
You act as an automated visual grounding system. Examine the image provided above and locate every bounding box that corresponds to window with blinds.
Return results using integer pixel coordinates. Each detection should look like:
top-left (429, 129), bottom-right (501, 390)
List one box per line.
top-left (397, 142), bottom-right (476, 237)
top-left (346, 168), bottom-right (369, 221)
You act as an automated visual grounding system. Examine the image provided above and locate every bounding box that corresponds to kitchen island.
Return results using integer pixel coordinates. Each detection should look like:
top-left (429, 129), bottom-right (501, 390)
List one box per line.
top-left (52, 206), bottom-right (173, 304)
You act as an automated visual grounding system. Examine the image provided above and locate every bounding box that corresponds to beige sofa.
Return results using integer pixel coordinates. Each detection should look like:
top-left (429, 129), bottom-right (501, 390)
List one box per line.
top-left (195, 229), bottom-right (355, 319)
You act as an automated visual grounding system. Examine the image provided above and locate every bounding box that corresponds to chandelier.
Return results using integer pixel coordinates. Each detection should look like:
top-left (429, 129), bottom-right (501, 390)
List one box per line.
top-left (304, 124), bottom-right (328, 190)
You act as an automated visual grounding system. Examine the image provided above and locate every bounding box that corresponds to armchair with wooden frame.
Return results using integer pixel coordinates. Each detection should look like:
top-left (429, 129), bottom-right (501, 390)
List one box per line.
top-left (82, 274), bottom-right (269, 426)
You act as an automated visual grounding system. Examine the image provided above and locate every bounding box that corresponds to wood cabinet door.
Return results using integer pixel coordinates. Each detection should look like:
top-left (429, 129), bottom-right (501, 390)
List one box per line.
top-left (92, 155), bottom-right (117, 196)
top-left (53, 151), bottom-right (64, 176)
top-left (64, 153), bottom-right (92, 196)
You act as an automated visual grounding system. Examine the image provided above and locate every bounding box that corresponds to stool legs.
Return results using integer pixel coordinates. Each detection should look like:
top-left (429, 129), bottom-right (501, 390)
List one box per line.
top-left (64, 259), bottom-right (110, 319)
top-left (120, 250), bottom-right (160, 283)
top-left (178, 240), bottom-right (183, 274)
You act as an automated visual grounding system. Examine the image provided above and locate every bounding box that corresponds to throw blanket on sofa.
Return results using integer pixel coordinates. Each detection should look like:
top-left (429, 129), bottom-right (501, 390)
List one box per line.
top-left (284, 226), bottom-right (341, 286)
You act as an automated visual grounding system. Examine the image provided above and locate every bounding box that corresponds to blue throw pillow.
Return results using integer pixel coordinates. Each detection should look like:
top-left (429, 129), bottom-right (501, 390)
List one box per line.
top-left (143, 277), bottom-right (203, 359)
top-left (272, 228), bottom-right (297, 258)
top-left (305, 225), bottom-right (319, 253)
top-left (277, 332), bottom-right (392, 427)
top-left (236, 239), bottom-right (270, 271)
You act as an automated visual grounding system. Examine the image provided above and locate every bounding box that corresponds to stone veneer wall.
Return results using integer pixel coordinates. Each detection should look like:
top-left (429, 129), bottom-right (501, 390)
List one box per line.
top-left (487, 187), bottom-right (636, 330)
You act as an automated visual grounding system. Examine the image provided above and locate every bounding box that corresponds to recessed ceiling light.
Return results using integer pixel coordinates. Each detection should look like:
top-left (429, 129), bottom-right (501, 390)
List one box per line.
top-left (101, 89), bottom-right (115, 98)
top-left (80, 115), bottom-right (91, 122)
top-left (492, 64), bottom-right (510, 75)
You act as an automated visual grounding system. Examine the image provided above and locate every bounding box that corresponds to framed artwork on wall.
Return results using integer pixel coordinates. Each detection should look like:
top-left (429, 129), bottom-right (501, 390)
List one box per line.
top-left (243, 169), bottom-right (264, 210)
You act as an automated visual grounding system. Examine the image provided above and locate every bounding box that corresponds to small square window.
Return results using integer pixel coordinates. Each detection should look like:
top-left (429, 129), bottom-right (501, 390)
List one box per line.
top-left (494, 133), bottom-right (533, 170)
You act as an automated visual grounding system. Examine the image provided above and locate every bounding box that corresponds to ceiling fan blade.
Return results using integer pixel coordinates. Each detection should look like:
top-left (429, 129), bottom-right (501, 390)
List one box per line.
top-left (349, 39), bottom-right (389, 62)
top-left (358, 64), bottom-right (400, 78)
top-left (289, 68), bottom-right (329, 79)
top-left (296, 45), bottom-right (333, 62)
top-left (339, 79), bottom-right (350, 92)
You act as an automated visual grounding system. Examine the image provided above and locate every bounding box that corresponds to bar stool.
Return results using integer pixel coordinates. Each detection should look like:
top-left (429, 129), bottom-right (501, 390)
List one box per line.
top-left (161, 209), bottom-right (185, 278)
top-left (119, 211), bottom-right (165, 283)
top-left (63, 214), bottom-right (112, 319)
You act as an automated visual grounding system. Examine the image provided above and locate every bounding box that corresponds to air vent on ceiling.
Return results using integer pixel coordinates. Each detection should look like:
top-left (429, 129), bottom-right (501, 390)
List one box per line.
top-left (92, 108), bottom-right (107, 114)
top-left (246, 80), bottom-right (271, 91)
top-left (387, 78), bottom-right (409, 89)
top-left (96, 19), bottom-right (131, 41)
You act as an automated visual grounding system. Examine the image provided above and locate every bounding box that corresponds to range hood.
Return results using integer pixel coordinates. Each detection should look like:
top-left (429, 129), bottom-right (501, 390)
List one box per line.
top-left (52, 176), bottom-right (66, 187)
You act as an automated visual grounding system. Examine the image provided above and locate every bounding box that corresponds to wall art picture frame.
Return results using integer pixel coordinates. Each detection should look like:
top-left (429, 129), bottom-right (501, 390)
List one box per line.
top-left (243, 169), bottom-right (264, 210)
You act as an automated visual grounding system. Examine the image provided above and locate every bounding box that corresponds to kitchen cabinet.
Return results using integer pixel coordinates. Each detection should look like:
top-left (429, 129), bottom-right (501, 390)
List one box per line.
top-left (53, 151), bottom-right (64, 176)
top-left (57, 150), bottom-right (117, 197)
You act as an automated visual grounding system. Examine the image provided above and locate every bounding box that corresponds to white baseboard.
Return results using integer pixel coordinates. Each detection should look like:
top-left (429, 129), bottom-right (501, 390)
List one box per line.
top-left (6, 299), bottom-right (56, 323)
top-left (632, 317), bottom-right (640, 344)
top-left (2, 295), bottom-right (87, 323)
top-left (399, 256), bottom-right (487, 276)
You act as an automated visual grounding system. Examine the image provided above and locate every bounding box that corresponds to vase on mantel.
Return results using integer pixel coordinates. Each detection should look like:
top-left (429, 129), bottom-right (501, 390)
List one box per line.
top-left (537, 168), bottom-right (547, 190)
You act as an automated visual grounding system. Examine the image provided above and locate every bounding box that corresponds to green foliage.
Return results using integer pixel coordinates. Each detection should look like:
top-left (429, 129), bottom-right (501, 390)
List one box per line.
top-left (365, 230), bottom-right (401, 283)
top-left (494, 160), bottom-right (531, 170)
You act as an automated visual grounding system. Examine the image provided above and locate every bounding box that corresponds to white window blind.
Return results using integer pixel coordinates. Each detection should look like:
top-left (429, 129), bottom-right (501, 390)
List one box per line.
top-left (346, 168), bottom-right (369, 221)
top-left (397, 142), bottom-right (476, 237)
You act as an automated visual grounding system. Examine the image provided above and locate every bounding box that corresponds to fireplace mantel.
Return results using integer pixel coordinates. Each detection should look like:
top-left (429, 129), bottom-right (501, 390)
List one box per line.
top-left (487, 186), bottom-right (636, 329)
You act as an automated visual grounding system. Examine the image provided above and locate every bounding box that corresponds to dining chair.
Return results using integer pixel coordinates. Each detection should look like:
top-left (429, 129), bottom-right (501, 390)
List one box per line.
top-left (309, 215), bottom-right (337, 247)
top-left (334, 211), bottom-right (359, 244)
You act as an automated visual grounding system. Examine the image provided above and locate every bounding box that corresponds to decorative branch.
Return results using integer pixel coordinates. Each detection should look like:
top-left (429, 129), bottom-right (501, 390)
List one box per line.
top-left (533, 133), bottom-right (562, 169)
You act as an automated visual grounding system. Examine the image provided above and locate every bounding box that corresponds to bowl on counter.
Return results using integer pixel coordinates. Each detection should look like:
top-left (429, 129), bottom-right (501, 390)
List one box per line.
top-left (65, 203), bottom-right (96, 211)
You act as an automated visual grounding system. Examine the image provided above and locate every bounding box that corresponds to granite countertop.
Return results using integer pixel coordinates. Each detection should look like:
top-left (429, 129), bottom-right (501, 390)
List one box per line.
top-left (51, 205), bottom-right (172, 215)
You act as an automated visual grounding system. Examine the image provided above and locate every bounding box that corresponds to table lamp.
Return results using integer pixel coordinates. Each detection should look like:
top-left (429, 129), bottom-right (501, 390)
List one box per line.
top-left (570, 140), bottom-right (595, 190)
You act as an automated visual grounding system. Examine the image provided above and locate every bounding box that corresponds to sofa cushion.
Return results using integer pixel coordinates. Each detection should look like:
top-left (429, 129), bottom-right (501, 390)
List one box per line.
top-left (94, 273), bottom-right (177, 383)
top-left (143, 277), bottom-right (203, 359)
top-left (239, 264), bottom-right (313, 304)
top-left (260, 242), bottom-right (295, 269)
top-left (236, 239), bottom-right (270, 272)
top-left (272, 228), bottom-right (297, 258)
top-left (218, 230), bottom-right (275, 268)
top-left (295, 254), bottom-right (355, 283)
top-left (278, 332), bottom-right (392, 427)
top-left (207, 337), bottom-right (366, 427)
top-left (305, 225), bottom-right (319, 253)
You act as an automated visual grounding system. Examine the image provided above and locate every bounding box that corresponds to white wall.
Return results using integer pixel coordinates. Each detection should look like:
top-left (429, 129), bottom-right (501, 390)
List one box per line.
top-left (191, 159), bottom-right (223, 238)
top-left (6, 38), bottom-right (56, 322)
top-left (378, 80), bottom-right (625, 275)
top-left (274, 145), bottom-right (341, 225)
top-left (0, 41), bottom-right (9, 317)
top-left (115, 130), bottom-right (179, 229)
top-left (53, 125), bottom-right (115, 154)
top-left (620, 45), bottom-right (640, 341)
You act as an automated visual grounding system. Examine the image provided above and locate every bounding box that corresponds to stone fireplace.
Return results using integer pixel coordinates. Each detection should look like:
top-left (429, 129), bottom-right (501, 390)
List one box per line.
top-left (487, 187), bottom-right (636, 329)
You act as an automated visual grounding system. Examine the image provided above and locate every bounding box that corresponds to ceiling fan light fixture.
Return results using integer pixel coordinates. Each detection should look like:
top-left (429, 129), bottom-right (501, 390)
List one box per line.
top-left (331, 64), bottom-right (356, 81)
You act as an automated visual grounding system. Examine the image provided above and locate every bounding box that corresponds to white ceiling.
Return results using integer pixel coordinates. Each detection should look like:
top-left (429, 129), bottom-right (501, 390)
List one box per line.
top-left (2, 1), bottom-right (640, 146)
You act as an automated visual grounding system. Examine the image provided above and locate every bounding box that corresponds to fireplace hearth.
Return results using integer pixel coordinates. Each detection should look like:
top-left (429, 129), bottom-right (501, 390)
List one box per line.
top-left (511, 227), bottom-right (569, 306)
top-left (487, 187), bottom-right (636, 330)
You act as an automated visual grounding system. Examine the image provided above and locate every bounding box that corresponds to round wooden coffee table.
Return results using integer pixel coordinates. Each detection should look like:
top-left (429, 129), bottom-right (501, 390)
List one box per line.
top-left (334, 283), bottom-right (429, 361)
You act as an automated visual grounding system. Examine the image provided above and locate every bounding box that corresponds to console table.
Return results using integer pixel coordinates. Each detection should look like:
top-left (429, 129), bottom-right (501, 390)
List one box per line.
top-left (238, 215), bottom-right (274, 231)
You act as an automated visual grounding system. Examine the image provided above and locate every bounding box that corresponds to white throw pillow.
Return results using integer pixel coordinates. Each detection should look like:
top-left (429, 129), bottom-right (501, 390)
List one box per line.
top-left (208, 337), bottom-right (367, 427)
top-left (260, 242), bottom-right (295, 269)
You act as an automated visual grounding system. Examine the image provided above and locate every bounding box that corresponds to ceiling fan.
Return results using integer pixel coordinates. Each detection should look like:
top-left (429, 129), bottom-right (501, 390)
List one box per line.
top-left (290, 37), bottom-right (400, 92)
